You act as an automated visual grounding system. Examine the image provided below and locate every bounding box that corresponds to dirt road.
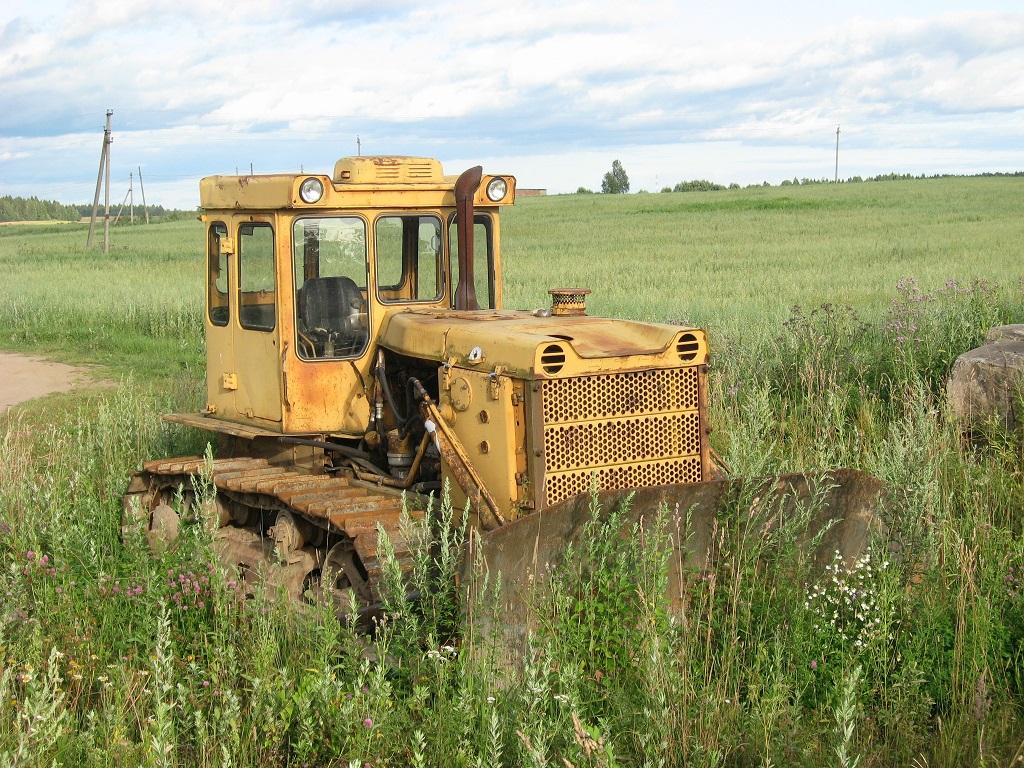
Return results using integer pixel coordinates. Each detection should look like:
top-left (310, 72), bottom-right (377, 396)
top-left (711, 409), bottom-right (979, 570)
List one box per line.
top-left (0, 353), bottom-right (95, 410)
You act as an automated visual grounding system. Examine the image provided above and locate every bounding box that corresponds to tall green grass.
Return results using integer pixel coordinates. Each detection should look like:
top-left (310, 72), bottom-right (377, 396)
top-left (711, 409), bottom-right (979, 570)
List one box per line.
top-left (502, 177), bottom-right (1024, 331)
top-left (1, 179), bottom-right (1024, 765)
top-left (0, 221), bottom-right (203, 378)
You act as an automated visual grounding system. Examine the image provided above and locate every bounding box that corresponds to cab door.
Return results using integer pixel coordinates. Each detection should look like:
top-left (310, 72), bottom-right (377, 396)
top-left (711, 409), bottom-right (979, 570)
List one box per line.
top-left (232, 219), bottom-right (283, 424)
top-left (205, 221), bottom-right (235, 418)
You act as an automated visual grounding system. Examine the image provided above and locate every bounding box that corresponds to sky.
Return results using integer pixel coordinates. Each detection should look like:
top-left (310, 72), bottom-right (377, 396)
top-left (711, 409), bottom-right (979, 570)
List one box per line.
top-left (2, 1), bottom-right (1023, 209)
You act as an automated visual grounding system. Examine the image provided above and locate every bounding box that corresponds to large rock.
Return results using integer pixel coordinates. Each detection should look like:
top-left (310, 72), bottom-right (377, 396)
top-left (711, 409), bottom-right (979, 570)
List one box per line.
top-left (948, 325), bottom-right (1024, 430)
top-left (985, 324), bottom-right (1024, 343)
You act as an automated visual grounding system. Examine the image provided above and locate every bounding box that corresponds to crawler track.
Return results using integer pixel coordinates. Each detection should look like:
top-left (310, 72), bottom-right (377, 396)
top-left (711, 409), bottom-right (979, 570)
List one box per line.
top-left (124, 456), bottom-right (420, 612)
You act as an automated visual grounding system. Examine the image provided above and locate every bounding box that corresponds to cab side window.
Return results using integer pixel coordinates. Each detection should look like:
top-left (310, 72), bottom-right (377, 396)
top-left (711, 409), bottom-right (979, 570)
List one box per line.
top-left (376, 215), bottom-right (443, 303)
top-left (207, 222), bottom-right (229, 326)
top-left (238, 223), bottom-right (276, 332)
top-left (448, 214), bottom-right (496, 309)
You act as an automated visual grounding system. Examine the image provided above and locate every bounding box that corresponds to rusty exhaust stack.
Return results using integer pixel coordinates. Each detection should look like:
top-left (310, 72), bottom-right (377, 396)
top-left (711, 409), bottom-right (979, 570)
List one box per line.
top-left (454, 166), bottom-right (483, 310)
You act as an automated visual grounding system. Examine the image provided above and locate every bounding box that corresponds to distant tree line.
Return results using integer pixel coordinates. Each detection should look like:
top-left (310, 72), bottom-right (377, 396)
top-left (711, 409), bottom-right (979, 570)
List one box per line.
top-left (74, 204), bottom-right (198, 222)
top-left (662, 180), bottom-right (741, 192)
top-left (0, 196), bottom-right (200, 223)
top-left (575, 167), bottom-right (1024, 195)
top-left (662, 170), bottom-right (1024, 193)
top-left (0, 195), bottom-right (81, 222)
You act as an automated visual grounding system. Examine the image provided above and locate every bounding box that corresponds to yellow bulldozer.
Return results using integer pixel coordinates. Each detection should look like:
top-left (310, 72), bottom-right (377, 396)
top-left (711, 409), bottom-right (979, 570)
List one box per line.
top-left (124, 156), bottom-right (883, 626)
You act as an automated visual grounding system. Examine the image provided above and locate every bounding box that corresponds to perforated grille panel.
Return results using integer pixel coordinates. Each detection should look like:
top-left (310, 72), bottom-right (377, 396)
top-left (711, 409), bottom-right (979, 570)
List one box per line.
top-left (546, 458), bottom-right (703, 507)
top-left (541, 367), bottom-right (703, 506)
top-left (543, 367), bottom-right (699, 422)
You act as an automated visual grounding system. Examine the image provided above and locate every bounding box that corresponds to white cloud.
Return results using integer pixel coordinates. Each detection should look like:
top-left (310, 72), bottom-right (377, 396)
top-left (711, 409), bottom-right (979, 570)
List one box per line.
top-left (1, 2), bottom-right (1022, 207)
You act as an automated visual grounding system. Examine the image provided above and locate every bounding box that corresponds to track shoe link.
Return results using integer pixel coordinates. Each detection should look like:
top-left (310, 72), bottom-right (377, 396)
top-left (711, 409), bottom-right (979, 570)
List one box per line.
top-left (124, 456), bottom-right (420, 615)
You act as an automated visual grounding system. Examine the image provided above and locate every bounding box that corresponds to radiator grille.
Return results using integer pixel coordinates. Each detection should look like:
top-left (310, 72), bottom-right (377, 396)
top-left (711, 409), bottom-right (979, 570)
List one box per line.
top-left (542, 367), bottom-right (703, 506)
top-left (543, 367), bottom-right (698, 422)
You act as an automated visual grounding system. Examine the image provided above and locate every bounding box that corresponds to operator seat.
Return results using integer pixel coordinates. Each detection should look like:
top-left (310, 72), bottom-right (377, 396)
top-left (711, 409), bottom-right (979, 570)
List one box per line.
top-left (299, 276), bottom-right (367, 357)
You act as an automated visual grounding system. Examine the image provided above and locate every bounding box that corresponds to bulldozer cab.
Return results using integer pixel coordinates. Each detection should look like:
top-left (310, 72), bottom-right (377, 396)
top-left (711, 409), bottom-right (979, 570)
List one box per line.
top-left (199, 157), bottom-right (515, 435)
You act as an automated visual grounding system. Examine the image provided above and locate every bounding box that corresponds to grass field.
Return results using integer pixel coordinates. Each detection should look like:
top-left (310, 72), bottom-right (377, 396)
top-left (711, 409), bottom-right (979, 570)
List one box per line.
top-left (1, 177), bottom-right (1024, 766)
top-left (503, 176), bottom-right (1024, 329)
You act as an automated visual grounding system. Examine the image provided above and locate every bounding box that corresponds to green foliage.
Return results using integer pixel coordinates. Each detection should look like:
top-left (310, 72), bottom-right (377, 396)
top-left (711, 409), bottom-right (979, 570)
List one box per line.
top-left (0, 195), bottom-right (81, 222)
top-left (1, 178), bottom-right (1024, 763)
top-left (74, 203), bottom-right (198, 221)
top-left (0, 220), bottom-right (204, 380)
top-left (600, 160), bottom-right (629, 194)
top-left (503, 176), bottom-right (1024, 328)
top-left (535, 488), bottom-right (671, 676)
top-left (672, 179), bottom-right (726, 192)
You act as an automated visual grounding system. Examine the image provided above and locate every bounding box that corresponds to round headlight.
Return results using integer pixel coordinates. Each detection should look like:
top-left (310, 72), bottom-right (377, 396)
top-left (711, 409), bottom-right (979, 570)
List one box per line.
top-left (299, 177), bottom-right (324, 204)
top-left (486, 177), bottom-right (508, 202)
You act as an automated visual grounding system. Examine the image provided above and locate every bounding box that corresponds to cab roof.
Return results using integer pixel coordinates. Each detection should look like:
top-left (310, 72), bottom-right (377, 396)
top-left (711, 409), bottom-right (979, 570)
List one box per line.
top-left (199, 155), bottom-right (516, 211)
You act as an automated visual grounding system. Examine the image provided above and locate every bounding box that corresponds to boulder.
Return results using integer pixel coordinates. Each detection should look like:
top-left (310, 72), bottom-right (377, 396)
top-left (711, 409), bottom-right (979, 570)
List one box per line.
top-left (948, 326), bottom-right (1024, 430)
top-left (985, 324), bottom-right (1024, 343)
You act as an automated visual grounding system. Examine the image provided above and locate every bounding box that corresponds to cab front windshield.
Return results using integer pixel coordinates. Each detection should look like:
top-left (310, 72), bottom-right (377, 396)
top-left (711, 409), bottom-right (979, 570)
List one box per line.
top-left (292, 213), bottom-right (448, 361)
top-left (293, 217), bottom-right (369, 360)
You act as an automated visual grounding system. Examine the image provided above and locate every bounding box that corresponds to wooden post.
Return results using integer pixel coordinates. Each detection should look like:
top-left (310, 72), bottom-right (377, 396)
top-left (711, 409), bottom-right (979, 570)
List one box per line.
top-left (113, 186), bottom-right (131, 226)
top-left (103, 112), bottom-right (112, 253)
top-left (87, 110), bottom-right (112, 248)
top-left (834, 124), bottom-right (841, 183)
top-left (137, 166), bottom-right (149, 224)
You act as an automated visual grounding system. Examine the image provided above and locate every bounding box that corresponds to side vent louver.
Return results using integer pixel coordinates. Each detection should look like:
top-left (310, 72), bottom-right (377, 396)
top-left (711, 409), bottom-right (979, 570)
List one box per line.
top-left (676, 333), bottom-right (700, 361)
top-left (541, 344), bottom-right (566, 375)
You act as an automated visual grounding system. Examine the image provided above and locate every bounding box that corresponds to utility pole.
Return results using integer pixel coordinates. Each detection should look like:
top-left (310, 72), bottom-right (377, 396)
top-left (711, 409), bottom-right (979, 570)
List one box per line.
top-left (129, 171), bottom-right (134, 224)
top-left (137, 166), bottom-right (149, 224)
top-left (834, 124), bottom-right (841, 183)
top-left (87, 110), bottom-right (113, 249)
top-left (103, 112), bottom-right (112, 252)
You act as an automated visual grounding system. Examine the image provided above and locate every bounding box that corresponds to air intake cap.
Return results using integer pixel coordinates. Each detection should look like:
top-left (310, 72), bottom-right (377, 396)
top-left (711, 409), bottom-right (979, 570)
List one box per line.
top-left (548, 288), bottom-right (590, 317)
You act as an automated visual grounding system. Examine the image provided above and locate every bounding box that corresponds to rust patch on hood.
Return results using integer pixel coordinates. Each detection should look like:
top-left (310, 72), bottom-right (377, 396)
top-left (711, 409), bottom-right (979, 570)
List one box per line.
top-left (386, 310), bottom-right (682, 359)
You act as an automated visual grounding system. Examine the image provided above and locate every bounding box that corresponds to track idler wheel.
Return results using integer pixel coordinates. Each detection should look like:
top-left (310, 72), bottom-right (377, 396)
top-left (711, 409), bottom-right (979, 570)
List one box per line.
top-left (316, 540), bottom-right (373, 609)
top-left (270, 509), bottom-right (306, 559)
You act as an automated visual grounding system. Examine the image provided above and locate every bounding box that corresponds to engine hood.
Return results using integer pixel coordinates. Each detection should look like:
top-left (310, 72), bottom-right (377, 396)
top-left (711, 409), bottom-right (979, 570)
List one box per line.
top-left (378, 308), bottom-right (707, 378)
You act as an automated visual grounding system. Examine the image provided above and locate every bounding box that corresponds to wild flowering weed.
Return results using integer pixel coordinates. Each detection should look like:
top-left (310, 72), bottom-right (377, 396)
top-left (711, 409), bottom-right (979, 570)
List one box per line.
top-left (163, 564), bottom-right (216, 611)
top-left (882, 276), bottom-right (1003, 389)
top-left (833, 664), bottom-right (864, 768)
top-left (1007, 563), bottom-right (1022, 601)
top-left (884, 277), bottom-right (932, 348)
top-left (148, 603), bottom-right (176, 768)
top-left (1, 646), bottom-right (71, 766)
top-left (97, 573), bottom-right (147, 601)
top-left (804, 550), bottom-right (891, 658)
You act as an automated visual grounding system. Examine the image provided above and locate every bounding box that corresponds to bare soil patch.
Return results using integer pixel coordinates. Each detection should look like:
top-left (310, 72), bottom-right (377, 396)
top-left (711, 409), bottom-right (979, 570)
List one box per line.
top-left (0, 353), bottom-right (98, 410)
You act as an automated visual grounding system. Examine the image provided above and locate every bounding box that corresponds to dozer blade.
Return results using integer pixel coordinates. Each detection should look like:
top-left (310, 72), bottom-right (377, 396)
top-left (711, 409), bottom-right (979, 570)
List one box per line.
top-left (468, 468), bottom-right (885, 642)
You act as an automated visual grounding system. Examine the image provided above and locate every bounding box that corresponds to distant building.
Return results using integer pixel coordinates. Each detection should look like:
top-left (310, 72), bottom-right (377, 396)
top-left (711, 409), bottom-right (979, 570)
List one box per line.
top-left (515, 189), bottom-right (547, 198)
